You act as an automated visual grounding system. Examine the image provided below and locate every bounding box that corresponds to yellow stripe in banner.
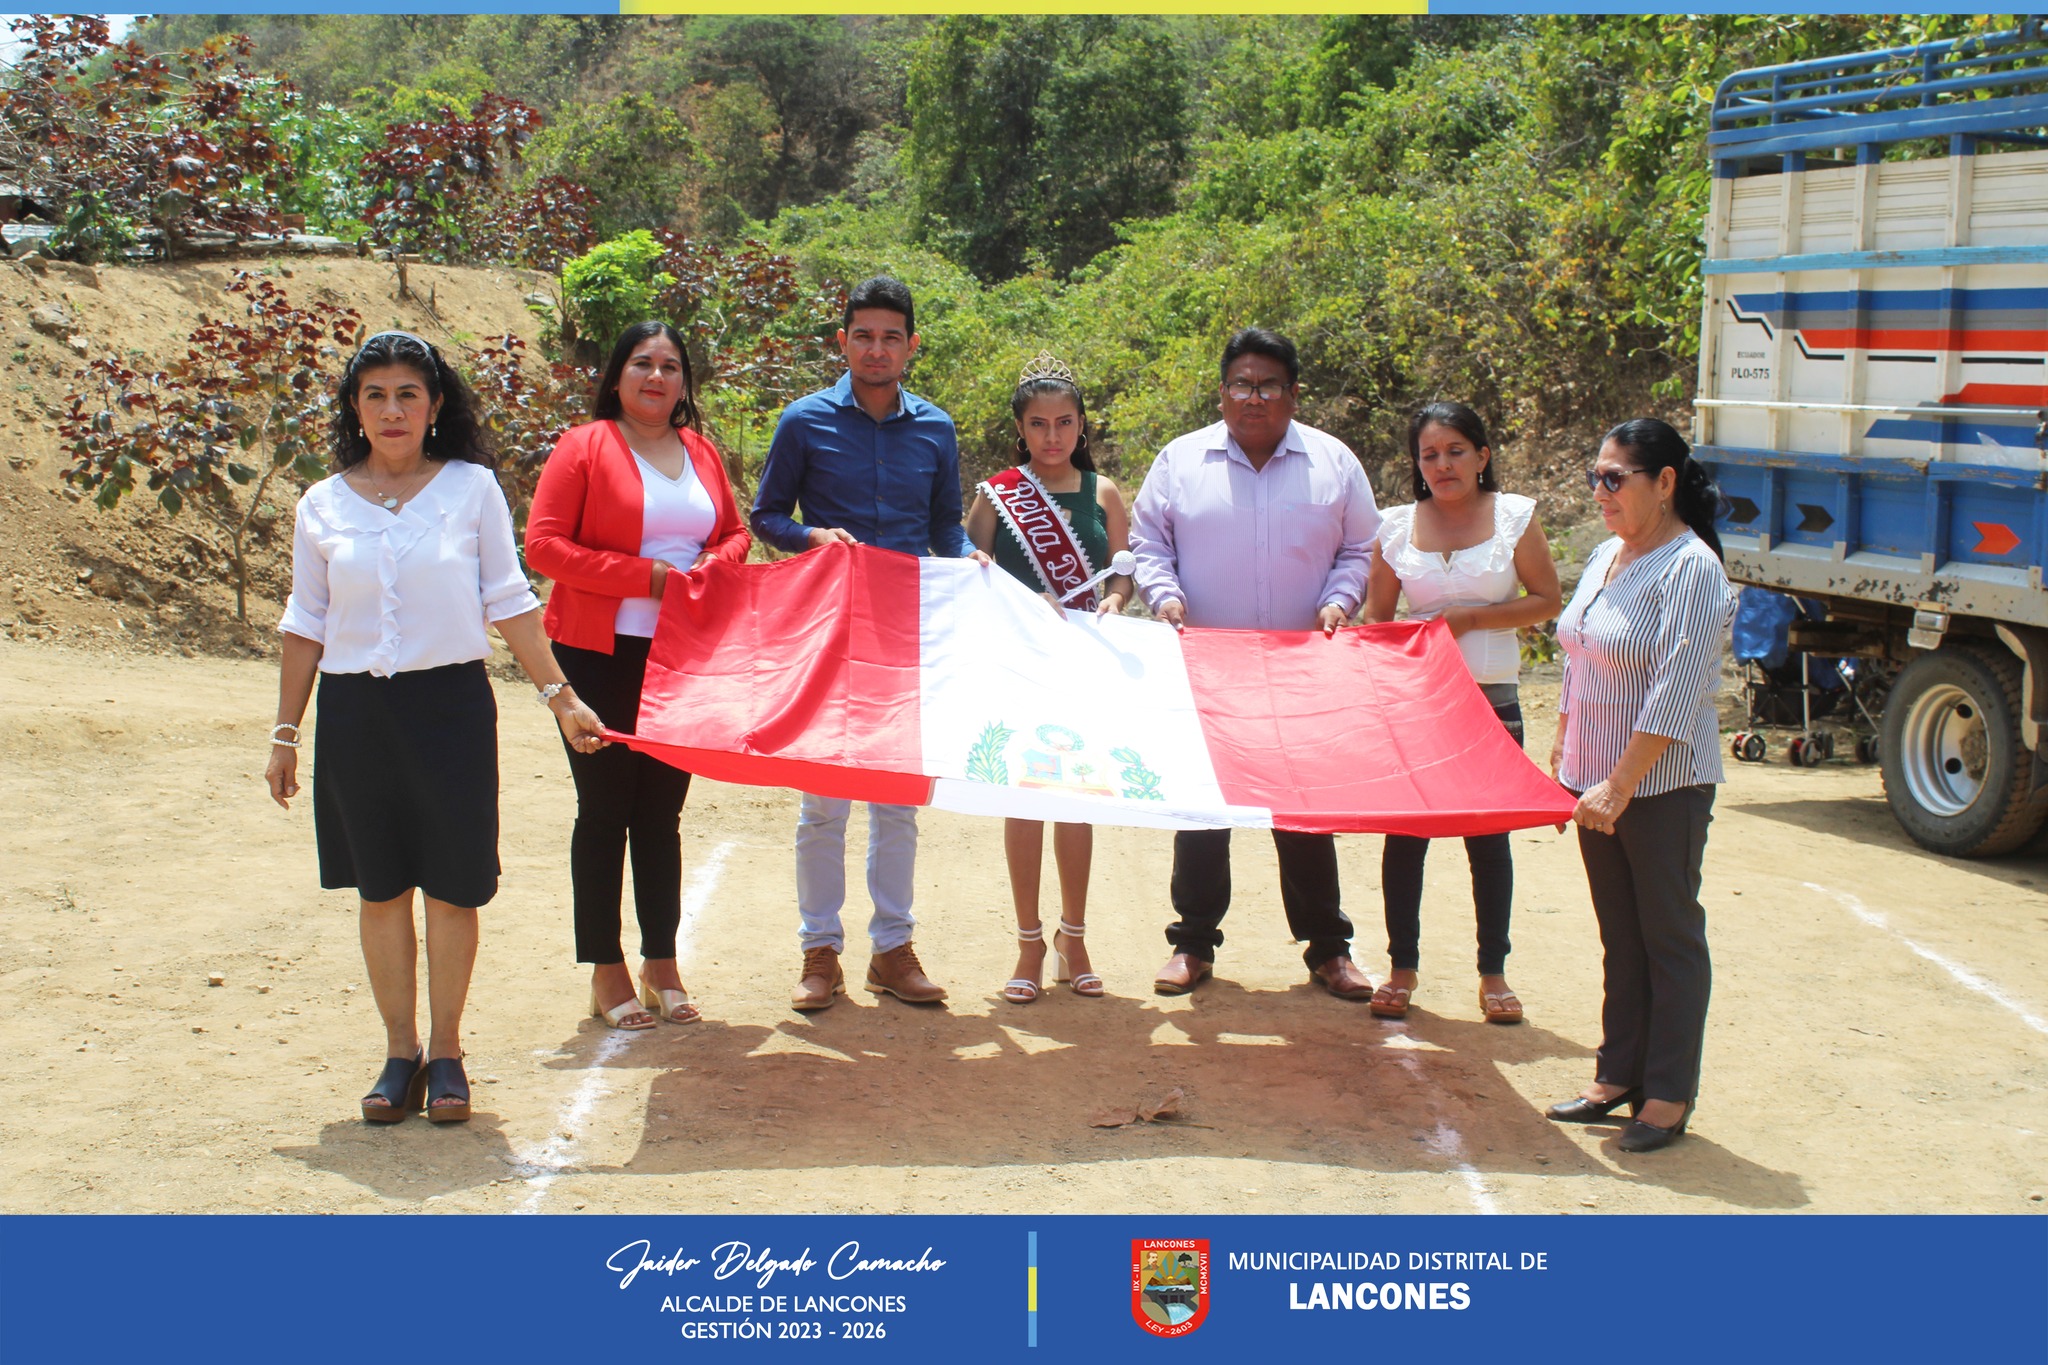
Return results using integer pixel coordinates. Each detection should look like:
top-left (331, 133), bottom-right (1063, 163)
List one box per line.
top-left (1029, 1266), bottom-right (1038, 1312)
top-left (624, 1), bottom-right (1423, 13)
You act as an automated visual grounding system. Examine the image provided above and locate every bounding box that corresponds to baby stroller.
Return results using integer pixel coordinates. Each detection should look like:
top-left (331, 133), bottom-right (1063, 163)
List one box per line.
top-left (1728, 588), bottom-right (1885, 766)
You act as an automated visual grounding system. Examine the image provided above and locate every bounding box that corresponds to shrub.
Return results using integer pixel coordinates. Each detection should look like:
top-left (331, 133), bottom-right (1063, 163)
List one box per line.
top-left (559, 230), bottom-right (673, 356)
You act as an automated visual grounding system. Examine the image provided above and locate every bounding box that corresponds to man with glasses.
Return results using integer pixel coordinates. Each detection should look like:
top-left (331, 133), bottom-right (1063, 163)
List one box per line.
top-left (1129, 327), bottom-right (1382, 999)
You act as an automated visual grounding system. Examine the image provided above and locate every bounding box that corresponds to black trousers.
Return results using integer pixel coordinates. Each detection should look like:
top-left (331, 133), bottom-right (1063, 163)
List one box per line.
top-left (1167, 829), bottom-right (1351, 969)
top-left (1576, 784), bottom-right (1715, 1104)
top-left (555, 636), bottom-right (693, 965)
top-left (1381, 694), bottom-right (1523, 975)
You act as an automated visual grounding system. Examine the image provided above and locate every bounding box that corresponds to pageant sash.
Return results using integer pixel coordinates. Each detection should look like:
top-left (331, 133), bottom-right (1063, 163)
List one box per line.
top-left (979, 466), bottom-right (1097, 609)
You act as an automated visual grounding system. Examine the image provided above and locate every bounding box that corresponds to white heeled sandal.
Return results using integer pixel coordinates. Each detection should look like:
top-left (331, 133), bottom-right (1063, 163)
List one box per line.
top-left (1002, 925), bottom-right (1044, 1004)
top-left (1052, 920), bottom-right (1104, 997)
top-left (590, 984), bottom-right (656, 1031)
top-left (639, 979), bottom-right (701, 1024)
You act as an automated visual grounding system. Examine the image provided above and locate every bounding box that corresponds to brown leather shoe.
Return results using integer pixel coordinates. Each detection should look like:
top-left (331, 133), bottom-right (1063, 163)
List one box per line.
top-left (1310, 955), bottom-right (1375, 1001)
top-left (791, 946), bottom-right (844, 1011)
top-left (1152, 952), bottom-right (1213, 996)
top-left (865, 942), bottom-right (947, 1003)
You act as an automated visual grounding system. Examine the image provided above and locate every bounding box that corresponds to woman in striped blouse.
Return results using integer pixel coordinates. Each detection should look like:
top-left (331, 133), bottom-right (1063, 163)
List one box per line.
top-left (1546, 418), bottom-right (1731, 1153)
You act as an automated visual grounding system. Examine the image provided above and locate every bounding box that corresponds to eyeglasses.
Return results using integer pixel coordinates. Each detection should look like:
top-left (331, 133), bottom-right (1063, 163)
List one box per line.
top-left (1223, 379), bottom-right (1292, 402)
top-left (1585, 467), bottom-right (1646, 493)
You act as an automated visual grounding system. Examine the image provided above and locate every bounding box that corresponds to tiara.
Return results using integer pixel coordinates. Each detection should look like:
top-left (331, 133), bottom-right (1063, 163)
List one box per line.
top-left (1019, 350), bottom-right (1077, 387)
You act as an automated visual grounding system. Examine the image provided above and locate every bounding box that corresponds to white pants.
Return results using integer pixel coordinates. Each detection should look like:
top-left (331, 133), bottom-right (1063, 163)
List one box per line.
top-left (795, 793), bottom-right (918, 953)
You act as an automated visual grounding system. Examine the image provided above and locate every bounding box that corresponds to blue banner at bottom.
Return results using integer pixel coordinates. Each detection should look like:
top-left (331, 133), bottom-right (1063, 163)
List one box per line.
top-left (2, 1215), bottom-right (2043, 1361)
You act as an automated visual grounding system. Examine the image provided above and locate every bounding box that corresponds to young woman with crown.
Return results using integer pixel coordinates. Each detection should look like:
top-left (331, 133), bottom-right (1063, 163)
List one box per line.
top-left (964, 353), bottom-right (1133, 1002)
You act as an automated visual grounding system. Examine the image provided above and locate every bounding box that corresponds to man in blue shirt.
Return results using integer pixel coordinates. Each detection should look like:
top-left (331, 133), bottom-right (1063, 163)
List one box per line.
top-left (751, 276), bottom-right (988, 1011)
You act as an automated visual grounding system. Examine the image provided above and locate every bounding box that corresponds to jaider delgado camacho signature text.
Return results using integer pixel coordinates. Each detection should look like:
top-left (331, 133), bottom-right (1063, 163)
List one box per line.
top-left (605, 1238), bottom-right (948, 1291)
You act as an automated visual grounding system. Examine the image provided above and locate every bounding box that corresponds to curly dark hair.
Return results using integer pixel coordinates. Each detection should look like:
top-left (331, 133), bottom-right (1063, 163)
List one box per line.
top-left (329, 331), bottom-right (497, 471)
top-left (591, 320), bottom-right (701, 432)
top-left (1010, 374), bottom-right (1095, 474)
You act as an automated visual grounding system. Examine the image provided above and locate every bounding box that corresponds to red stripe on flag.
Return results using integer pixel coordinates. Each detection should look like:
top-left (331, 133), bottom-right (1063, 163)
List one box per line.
top-left (623, 541), bottom-right (925, 791)
top-left (616, 739), bottom-right (933, 806)
top-left (1180, 619), bottom-right (1575, 836)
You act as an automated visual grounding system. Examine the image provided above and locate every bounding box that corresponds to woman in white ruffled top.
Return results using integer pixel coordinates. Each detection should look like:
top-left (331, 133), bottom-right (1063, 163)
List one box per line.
top-left (1362, 402), bottom-right (1561, 1024)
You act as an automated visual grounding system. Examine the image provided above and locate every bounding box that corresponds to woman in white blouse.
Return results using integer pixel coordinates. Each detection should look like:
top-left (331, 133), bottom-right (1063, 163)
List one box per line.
top-left (264, 330), bottom-right (606, 1125)
top-left (1363, 402), bottom-right (1561, 1024)
top-left (1545, 418), bottom-right (1731, 1153)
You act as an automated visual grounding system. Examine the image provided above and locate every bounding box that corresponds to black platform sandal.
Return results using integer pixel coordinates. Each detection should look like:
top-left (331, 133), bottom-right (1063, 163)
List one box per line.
top-left (361, 1051), bottom-right (427, 1124)
top-left (424, 1056), bottom-right (471, 1124)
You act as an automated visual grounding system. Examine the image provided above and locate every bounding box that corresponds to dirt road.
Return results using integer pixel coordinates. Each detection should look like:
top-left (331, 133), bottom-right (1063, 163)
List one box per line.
top-left (2, 640), bottom-right (2044, 1217)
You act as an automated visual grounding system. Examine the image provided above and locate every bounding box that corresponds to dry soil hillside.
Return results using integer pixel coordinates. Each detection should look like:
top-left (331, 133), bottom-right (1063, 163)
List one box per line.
top-left (2, 255), bottom-right (551, 659)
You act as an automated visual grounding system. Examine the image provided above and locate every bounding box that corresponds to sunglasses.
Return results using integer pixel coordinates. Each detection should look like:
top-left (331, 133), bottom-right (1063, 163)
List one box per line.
top-left (1584, 467), bottom-right (1646, 493)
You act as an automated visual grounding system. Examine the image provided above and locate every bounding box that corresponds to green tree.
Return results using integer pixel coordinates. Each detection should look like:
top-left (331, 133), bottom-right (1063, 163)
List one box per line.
top-left (905, 16), bottom-right (1190, 281)
top-left (687, 17), bottom-right (898, 214)
top-left (692, 82), bottom-right (781, 235)
top-left (522, 94), bottom-right (695, 239)
top-left (453, 16), bottom-right (629, 111)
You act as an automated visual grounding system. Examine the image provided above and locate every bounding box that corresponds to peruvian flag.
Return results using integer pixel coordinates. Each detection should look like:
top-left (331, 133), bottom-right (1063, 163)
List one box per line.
top-left (616, 542), bottom-right (1575, 836)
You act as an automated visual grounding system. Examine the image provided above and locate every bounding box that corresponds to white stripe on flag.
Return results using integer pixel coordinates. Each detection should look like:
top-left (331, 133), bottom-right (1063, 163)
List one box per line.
top-left (918, 558), bottom-right (1271, 829)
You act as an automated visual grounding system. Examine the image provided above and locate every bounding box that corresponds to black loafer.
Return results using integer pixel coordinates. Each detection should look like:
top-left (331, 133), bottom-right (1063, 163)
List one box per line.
top-left (1545, 1086), bottom-right (1643, 1123)
top-left (1618, 1106), bottom-right (1692, 1153)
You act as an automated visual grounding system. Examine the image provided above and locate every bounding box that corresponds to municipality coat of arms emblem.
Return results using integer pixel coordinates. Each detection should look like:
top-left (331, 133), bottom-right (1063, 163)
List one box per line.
top-left (1131, 1239), bottom-right (1209, 1337)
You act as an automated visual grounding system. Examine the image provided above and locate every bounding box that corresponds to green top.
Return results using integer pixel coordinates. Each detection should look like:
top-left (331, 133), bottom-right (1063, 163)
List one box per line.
top-left (991, 468), bottom-right (1109, 592)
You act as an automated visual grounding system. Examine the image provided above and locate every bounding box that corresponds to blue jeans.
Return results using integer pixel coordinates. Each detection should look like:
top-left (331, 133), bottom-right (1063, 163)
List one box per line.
top-left (795, 794), bottom-right (918, 953)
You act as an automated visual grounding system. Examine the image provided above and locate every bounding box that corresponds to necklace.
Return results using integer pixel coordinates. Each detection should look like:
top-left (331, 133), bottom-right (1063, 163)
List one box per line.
top-left (363, 462), bottom-right (426, 511)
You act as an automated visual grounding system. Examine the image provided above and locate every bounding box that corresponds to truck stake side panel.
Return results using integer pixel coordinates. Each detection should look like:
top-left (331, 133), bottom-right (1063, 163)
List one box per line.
top-left (1697, 23), bottom-right (2048, 855)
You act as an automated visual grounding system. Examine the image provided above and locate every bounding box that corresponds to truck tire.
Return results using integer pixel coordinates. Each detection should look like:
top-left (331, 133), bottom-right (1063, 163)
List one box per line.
top-left (1879, 644), bottom-right (2048, 857)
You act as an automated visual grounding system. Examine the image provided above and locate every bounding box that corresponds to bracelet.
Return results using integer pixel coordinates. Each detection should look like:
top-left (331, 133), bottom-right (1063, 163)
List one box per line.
top-left (269, 722), bottom-right (301, 750)
top-left (536, 682), bottom-right (567, 707)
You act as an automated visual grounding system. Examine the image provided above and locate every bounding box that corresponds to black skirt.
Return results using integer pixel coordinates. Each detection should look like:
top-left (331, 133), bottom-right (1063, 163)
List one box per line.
top-left (313, 660), bottom-right (501, 908)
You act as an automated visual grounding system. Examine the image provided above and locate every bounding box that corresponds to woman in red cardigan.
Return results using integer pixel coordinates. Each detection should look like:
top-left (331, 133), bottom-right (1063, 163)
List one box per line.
top-left (525, 320), bottom-right (750, 1030)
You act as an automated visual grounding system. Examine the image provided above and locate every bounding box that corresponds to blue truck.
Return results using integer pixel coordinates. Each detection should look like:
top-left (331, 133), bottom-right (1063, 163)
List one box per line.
top-left (1697, 22), bottom-right (2048, 856)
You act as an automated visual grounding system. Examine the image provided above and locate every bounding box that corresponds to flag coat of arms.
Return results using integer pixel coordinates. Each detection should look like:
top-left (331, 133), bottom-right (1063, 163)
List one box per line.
top-left (1132, 1239), bottom-right (1210, 1337)
top-left (617, 541), bottom-right (1575, 835)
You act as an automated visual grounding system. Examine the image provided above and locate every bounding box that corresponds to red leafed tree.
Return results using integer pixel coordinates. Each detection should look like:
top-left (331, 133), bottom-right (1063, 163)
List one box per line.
top-left (0, 15), bottom-right (296, 260)
top-left (652, 232), bottom-right (842, 416)
top-left (361, 93), bottom-right (596, 271)
top-left (466, 333), bottom-right (597, 538)
top-left (58, 273), bottom-right (363, 621)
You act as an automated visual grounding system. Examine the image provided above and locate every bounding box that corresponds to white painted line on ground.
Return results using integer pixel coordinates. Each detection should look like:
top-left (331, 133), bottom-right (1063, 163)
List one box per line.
top-left (1389, 1040), bottom-right (1500, 1214)
top-left (512, 1030), bottom-right (630, 1213)
top-left (1805, 881), bottom-right (2048, 1039)
top-left (512, 841), bottom-right (737, 1213)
